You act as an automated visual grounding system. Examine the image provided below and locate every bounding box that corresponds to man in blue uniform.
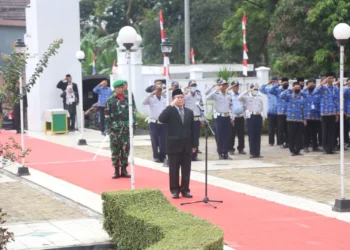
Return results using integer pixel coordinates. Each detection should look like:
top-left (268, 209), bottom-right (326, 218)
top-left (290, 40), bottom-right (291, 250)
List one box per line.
top-left (280, 82), bottom-right (306, 156)
top-left (143, 82), bottom-right (167, 162)
top-left (184, 80), bottom-right (204, 161)
top-left (238, 84), bottom-right (264, 158)
top-left (260, 78), bottom-right (279, 146)
top-left (227, 81), bottom-right (246, 155)
top-left (302, 79), bottom-right (322, 152)
top-left (269, 78), bottom-right (289, 148)
top-left (312, 73), bottom-right (339, 154)
top-left (206, 79), bottom-right (234, 160)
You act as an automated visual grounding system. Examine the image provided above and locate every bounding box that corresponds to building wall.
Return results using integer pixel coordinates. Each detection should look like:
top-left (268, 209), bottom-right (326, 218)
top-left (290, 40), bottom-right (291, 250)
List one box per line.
top-left (0, 26), bottom-right (26, 66)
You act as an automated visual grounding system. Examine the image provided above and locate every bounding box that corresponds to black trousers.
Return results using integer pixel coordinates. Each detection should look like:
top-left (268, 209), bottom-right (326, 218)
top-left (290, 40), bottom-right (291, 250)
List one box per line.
top-left (149, 122), bottom-right (167, 161)
top-left (192, 120), bottom-right (201, 158)
top-left (277, 115), bottom-right (288, 146)
top-left (228, 116), bottom-right (245, 152)
top-left (216, 116), bottom-right (231, 155)
top-left (98, 107), bottom-right (106, 133)
top-left (268, 114), bottom-right (278, 145)
top-left (322, 115), bottom-right (336, 153)
top-left (288, 121), bottom-right (304, 154)
top-left (246, 115), bottom-right (262, 156)
top-left (318, 122), bottom-right (323, 147)
top-left (65, 104), bottom-right (76, 130)
top-left (168, 148), bottom-right (192, 194)
top-left (304, 120), bottom-right (320, 149)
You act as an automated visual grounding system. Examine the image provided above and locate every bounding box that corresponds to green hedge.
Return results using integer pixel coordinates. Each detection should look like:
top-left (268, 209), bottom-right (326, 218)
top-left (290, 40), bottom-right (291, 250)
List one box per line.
top-left (102, 189), bottom-right (224, 250)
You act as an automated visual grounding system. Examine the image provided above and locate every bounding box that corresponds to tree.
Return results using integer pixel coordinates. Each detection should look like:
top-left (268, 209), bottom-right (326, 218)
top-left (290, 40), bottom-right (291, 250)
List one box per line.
top-left (221, 0), bottom-right (279, 66)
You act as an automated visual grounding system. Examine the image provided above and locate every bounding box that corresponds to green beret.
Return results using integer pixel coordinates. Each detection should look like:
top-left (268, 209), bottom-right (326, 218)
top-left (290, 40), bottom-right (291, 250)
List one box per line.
top-left (113, 80), bottom-right (126, 88)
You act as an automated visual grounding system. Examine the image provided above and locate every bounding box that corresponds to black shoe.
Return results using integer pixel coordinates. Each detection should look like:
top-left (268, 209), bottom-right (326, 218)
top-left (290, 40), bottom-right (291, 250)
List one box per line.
top-left (290, 153), bottom-right (296, 156)
top-left (181, 192), bottom-right (193, 198)
top-left (223, 154), bottom-right (232, 160)
top-left (269, 144), bottom-right (274, 146)
top-left (172, 192), bottom-right (179, 199)
top-left (112, 167), bottom-right (120, 179)
top-left (121, 167), bottom-right (131, 178)
top-left (255, 155), bottom-right (264, 158)
top-left (238, 150), bottom-right (246, 155)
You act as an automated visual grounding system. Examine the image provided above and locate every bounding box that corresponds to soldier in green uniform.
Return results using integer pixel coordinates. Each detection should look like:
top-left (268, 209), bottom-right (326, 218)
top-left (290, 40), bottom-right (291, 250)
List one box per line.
top-left (105, 80), bottom-right (137, 179)
top-left (85, 103), bottom-right (100, 130)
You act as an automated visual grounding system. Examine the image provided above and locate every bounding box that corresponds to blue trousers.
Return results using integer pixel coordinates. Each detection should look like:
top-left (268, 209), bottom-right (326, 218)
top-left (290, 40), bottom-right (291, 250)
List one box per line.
top-left (215, 116), bottom-right (231, 155)
top-left (150, 122), bottom-right (167, 161)
top-left (246, 115), bottom-right (262, 156)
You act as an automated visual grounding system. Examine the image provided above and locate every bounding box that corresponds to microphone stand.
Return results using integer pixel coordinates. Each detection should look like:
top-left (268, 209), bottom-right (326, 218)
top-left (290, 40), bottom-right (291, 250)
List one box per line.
top-left (181, 107), bottom-right (223, 209)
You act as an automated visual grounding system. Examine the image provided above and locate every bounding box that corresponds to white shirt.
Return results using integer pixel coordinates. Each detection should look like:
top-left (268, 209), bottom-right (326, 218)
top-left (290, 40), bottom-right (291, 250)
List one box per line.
top-left (142, 94), bottom-right (167, 120)
top-left (184, 91), bottom-right (203, 117)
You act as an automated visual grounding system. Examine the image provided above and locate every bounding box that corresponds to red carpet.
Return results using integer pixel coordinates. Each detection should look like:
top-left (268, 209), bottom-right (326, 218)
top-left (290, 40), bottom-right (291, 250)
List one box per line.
top-left (1, 131), bottom-right (350, 249)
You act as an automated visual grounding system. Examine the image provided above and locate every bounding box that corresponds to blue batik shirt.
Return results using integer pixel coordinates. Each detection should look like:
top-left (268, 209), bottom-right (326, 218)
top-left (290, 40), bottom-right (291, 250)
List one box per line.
top-left (301, 89), bottom-right (321, 120)
top-left (259, 84), bottom-right (277, 115)
top-left (93, 86), bottom-right (112, 107)
top-left (268, 85), bottom-right (288, 115)
top-left (312, 85), bottom-right (339, 116)
top-left (280, 89), bottom-right (305, 122)
top-left (344, 87), bottom-right (350, 116)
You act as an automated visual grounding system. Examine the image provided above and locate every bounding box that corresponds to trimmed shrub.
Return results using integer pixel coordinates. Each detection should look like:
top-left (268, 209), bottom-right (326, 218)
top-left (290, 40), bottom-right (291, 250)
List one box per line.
top-left (102, 189), bottom-right (224, 250)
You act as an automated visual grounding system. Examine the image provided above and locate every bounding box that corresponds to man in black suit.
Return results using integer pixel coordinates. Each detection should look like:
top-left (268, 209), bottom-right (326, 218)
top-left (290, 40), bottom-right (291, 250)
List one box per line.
top-left (158, 89), bottom-right (197, 199)
top-left (57, 74), bottom-right (79, 109)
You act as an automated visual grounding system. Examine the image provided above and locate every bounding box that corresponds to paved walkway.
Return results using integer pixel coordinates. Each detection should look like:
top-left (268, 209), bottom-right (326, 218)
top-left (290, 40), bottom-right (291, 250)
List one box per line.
top-left (2, 129), bottom-right (350, 249)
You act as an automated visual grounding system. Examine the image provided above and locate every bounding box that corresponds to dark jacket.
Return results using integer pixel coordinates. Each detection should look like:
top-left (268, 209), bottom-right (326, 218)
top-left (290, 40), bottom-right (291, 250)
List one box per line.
top-left (57, 81), bottom-right (79, 104)
top-left (158, 105), bottom-right (197, 154)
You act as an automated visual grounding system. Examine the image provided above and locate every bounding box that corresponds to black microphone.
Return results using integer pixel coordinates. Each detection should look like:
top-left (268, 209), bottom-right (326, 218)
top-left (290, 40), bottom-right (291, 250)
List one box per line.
top-left (196, 101), bottom-right (204, 112)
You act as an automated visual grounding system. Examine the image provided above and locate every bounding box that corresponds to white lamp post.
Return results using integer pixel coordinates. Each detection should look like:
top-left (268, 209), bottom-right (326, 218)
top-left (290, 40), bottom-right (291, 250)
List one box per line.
top-left (332, 23), bottom-right (350, 212)
top-left (75, 50), bottom-right (87, 146)
top-left (160, 38), bottom-right (173, 106)
top-left (160, 38), bottom-right (173, 168)
top-left (118, 26), bottom-right (137, 189)
top-left (14, 39), bottom-right (30, 176)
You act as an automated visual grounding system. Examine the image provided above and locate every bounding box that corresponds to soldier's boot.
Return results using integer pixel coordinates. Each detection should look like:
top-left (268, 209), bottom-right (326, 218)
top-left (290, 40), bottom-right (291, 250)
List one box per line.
top-left (112, 167), bottom-right (120, 179)
top-left (121, 166), bottom-right (131, 178)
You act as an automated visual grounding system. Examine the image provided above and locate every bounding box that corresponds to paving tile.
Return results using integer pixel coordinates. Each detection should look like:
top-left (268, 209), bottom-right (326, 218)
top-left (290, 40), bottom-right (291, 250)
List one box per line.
top-left (5, 239), bottom-right (28, 250)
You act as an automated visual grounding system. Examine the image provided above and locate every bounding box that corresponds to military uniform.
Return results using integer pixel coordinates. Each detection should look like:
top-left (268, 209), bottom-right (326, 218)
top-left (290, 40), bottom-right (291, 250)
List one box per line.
top-left (206, 80), bottom-right (233, 159)
top-left (280, 89), bottom-right (305, 156)
top-left (87, 104), bottom-right (100, 130)
top-left (105, 80), bottom-right (137, 179)
top-left (184, 80), bottom-right (204, 161)
top-left (238, 86), bottom-right (264, 158)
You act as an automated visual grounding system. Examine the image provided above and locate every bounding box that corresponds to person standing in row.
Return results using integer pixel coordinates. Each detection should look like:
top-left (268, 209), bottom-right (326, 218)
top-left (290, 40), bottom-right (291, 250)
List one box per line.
top-left (280, 82), bottom-right (305, 156)
top-left (238, 84), bottom-right (264, 158)
top-left (260, 78), bottom-right (279, 146)
top-left (57, 74), bottom-right (79, 109)
top-left (105, 80), bottom-right (136, 179)
top-left (93, 80), bottom-right (112, 136)
top-left (269, 78), bottom-right (289, 148)
top-left (60, 85), bottom-right (78, 132)
top-left (158, 89), bottom-right (197, 199)
top-left (184, 80), bottom-right (204, 161)
top-left (142, 82), bottom-right (167, 163)
top-left (227, 81), bottom-right (246, 155)
top-left (302, 79), bottom-right (322, 152)
top-left (206, 79), bottom-right (234, 160)
top-left (312, 74), bottom-right (339, 154)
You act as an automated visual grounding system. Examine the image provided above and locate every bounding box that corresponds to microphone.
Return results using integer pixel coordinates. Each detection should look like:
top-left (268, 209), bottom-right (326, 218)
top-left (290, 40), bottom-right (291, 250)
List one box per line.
top-left (196, 101), bottom-right (204, 112)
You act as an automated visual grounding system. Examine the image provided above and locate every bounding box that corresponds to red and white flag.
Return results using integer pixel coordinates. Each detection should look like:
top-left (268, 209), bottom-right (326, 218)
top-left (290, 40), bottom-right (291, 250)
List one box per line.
top-left (242, 12), bottom-right (248, 76)
top-left (191, 48), bottom-right (195, 64)
top-left (112, 60), bottom-right (118, 75)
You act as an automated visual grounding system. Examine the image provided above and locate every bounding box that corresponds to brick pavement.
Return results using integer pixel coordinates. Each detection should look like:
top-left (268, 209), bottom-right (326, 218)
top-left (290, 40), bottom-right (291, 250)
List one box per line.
top-left (0, 171), bottom-right (99, 223)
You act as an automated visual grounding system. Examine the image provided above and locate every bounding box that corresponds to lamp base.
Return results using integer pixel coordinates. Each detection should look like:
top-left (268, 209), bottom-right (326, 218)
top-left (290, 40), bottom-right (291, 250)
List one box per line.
top-left (332, 199), bottom-right (350, 212)
top-left (17, 166), bottom-right (30, 176)
top-left (78, 139), bottom-right (87, 146)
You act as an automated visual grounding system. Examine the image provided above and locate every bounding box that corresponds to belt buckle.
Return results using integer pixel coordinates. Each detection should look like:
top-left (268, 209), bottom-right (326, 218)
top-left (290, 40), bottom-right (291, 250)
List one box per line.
top-left (223, 114), bottom-right (228, 117)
